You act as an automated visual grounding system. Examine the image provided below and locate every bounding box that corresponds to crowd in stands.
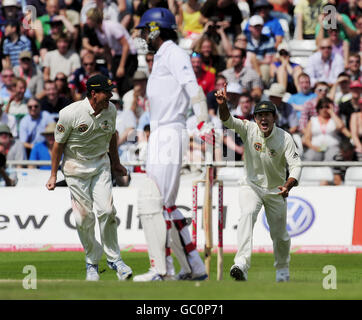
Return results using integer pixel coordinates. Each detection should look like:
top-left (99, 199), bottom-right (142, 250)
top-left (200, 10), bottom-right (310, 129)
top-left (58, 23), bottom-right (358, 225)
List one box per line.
top-left (0, 0), bottom-right (362, 187)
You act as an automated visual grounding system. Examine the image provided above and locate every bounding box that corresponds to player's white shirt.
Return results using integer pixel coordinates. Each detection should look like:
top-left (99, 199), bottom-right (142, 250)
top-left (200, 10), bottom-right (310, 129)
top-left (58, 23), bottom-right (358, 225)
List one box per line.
top-left (223, 115), bottom-right (301, 189)
top-left (55, 98), bottom-right (117, 163)
top-left (146, 40), bottom-right (198, 130)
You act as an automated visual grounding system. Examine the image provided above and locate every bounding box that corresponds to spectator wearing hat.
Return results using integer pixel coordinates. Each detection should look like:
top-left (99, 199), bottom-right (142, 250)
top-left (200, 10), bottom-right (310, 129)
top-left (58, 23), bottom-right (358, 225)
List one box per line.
top-left (270, 42), bottom-right (303, 94)
top-left (304, 38), bottom-right (345, 88)
top-left (43, 32), bottom-right (81, 82)
top-left (0, 97), bottom-right (17, 137)
top-left (339, 80), bottom-right (362, 130)
top-left (122, 70), bottom-right (149, 119)
top-left (1, 0), bottom-right (23, 22)
top-left (69, 52), bottom-right (110, 101)
top-left (28, 122), bottom-right (57, 170)
top-left (246, 15), bottom-right (276, 85)
top-left (2, 20), bottom-right (32, 69)
top-left (350, 96), bottom-right (362, 159)
top-left (243, 0), bottom-right (284, 48)
top-left (265, 83), bottom-right (299, 134)
top-left (18, 97), bottom-right (54, 155)
top-left (329, 72), bottom-right (352, 106)
top-left (288, 73), bottom-right (317, 119)
top-left (191, 52), bottom-right (215, 95)
top-left (0, 123), bottom-right (27, 165)
top-left (225, 82), bottom-right (243, 110)
top-left (13, 51), bottom-right (44, 98)
top-left (221, 47), bottom-right (263, 102)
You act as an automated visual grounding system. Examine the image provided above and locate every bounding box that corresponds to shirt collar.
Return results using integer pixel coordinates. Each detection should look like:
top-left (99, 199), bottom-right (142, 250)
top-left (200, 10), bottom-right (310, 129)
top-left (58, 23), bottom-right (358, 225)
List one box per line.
top-left (84, 97), bottom-right (95, 115)
top-left (155, 40), bottom-right (173, 58)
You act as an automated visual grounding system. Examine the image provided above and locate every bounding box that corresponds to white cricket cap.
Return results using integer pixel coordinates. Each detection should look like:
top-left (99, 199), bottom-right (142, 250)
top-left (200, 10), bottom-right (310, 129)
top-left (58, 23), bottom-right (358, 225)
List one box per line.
top-left (249, 15), bottom-right (264, 26)
top-left (226, 82), bottom-right (242, 94)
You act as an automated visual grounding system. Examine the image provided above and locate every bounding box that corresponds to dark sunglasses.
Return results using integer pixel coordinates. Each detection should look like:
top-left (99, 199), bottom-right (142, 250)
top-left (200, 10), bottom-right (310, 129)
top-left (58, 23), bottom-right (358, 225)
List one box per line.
top-left (55, 77), bottom-right (67, 81)
top-left (28, 104), bottom-right (40, 109)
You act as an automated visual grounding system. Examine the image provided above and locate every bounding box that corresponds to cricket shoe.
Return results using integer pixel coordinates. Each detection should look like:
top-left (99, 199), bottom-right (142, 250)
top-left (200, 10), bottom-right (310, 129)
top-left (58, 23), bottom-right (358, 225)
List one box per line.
top-left (107, 259), bottom-right (133, 280)
top-left (133, 268), bottom-right (164, 282)
top-left (176, 272), bottom-right (208, 281)
top-left (230, 264), bottom-right (248, 281)
top-left (86, 263), bottom-right (100, 281)
top-left (276, 268), bottom-right (289, 282)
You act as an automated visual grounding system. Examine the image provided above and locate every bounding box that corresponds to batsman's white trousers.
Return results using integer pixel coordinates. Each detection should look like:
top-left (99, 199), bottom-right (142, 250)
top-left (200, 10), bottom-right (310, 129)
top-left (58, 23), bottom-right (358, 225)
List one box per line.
top-left (64, 154), bottom-right (121, 265)
top-left (234, 183), bottom-right (291, 270)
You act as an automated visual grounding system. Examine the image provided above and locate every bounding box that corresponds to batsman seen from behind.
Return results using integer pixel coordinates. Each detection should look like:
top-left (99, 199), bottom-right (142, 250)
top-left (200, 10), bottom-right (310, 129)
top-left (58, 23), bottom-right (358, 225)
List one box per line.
top-left (215, 83), bottom-right (302, 282)
top-left (133, 7), bottom-right (215, 282)
top-left (46, 74), bottom-right (132, 282)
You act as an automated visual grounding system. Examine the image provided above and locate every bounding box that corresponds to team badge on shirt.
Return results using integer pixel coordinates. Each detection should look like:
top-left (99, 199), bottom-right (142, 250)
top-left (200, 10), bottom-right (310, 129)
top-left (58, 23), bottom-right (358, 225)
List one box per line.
top-left (78, 124), bottom-right (89, 132)
top-left (254, 142), bottom-right (262, 152)
top-left (57, 124), bottom-right (65, 133)
top-left (100, 120), bottom-right (111, 132)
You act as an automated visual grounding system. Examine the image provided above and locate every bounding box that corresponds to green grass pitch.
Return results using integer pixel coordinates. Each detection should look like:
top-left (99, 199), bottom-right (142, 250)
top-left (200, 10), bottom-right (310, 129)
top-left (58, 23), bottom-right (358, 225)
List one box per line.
top-left (0, 251), bottom-right (361, 300)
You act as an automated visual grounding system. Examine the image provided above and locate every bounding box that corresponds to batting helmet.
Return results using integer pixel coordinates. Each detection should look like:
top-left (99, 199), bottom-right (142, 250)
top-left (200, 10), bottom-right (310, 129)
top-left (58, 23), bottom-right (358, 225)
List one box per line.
top-left (136, 7), bottom-right (177, 30)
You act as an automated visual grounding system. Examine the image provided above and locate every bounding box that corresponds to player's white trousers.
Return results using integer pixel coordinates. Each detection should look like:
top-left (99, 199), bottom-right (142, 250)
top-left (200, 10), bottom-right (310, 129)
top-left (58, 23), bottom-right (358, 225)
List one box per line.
top-left (234, 183), bottom-right (291, 270)
top-left (64, 155), bottom-right (121, 265)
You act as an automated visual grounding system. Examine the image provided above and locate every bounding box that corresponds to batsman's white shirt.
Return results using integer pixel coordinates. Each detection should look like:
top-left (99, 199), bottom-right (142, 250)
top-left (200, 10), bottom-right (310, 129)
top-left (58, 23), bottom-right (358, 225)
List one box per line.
top-left (223, 115), bottom-right (301, 189)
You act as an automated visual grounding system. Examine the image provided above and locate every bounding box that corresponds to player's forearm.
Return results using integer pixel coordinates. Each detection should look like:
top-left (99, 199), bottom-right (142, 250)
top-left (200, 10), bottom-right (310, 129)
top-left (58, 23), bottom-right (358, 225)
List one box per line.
top-left (218, 100), bottom-right (230, 122)
top-left (283, 177), bottom-right (298, 191)
top-left (109, 133), bottom-right (121, 166)
top-left (50, 142), bottom-right (64, 178)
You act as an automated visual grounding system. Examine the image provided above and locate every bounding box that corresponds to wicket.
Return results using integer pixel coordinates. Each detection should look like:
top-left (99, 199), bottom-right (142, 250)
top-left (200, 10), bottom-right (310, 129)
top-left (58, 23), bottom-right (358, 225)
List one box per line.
top-left (192, 166), bottom-right (224, 280)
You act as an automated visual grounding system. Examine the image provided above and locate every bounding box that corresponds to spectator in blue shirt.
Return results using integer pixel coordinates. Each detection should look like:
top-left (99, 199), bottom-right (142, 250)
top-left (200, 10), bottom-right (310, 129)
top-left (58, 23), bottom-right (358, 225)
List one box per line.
top-left (246, 15), bottom-right (276, 85)
top-left (29, 122), bottom-right (56, 170)
top-left (244, 0), bottom-right (284, 48)
top-left (2, 20), bottom-right (32, 68)
top-left (288, 73), bottom-right (317, 120)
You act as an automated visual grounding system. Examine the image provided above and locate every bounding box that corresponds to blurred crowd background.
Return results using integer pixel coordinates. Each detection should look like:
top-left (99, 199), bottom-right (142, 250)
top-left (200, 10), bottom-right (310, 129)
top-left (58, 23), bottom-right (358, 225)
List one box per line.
top-left (0, 0), bottom-right (361, 187)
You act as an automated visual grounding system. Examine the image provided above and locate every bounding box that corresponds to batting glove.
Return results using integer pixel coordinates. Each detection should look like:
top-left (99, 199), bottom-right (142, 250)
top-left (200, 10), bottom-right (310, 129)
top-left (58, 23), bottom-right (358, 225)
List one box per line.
top-left (197, 121), bottom-right (216, 145)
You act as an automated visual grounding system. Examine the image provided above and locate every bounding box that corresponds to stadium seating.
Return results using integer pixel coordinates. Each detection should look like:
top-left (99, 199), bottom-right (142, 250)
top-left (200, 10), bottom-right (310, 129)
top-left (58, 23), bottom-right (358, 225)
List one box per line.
top-left (217, 167), bottom-right (245, 186)
top-left (289, 39), bottom-right (317, 69)
top-left (344, 167), bottom-right (362, 187)
top-left (298, 167), bottom-right (334, 186)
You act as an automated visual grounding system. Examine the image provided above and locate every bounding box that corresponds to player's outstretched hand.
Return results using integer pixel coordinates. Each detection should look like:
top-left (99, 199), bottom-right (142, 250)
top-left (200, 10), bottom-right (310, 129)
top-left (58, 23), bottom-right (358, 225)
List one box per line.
top-left (277, 186), bottom-right (289, 198)
top-left (46, 176), bottom-right (57, 190)
top-left (214, 83), bottom-right (227, 105)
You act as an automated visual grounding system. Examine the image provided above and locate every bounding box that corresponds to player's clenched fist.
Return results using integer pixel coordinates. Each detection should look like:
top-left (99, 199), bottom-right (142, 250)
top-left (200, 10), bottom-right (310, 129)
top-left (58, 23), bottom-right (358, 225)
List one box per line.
top-left (214, 83), bottom-right (227, 105)
top-left (46, 176), bottom-right (57, 190)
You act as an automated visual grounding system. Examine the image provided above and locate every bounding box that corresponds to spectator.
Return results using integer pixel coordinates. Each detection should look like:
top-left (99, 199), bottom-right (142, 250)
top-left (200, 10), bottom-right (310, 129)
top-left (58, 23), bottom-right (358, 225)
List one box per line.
top-left (4, 77), bottom-right (28, 126)
top-left (299, 81), bottom-right (337, 134)
top-left (0, 123), bottom-right (27, 164)
top-left (246, 15), bottom-right (276, 85)
top-left (39, 80), bottom-right (71, 118)
top-left (231, 92), bottom-right (254, 121)
top-left (26, 0), bottom-right (47, 18)
top-left (265, 83), bottom-right (299, 134)
top-left (221, 47), bottom-right (263, 102)
top-left (39, 18), bottom-right (66, 61)
top-left (0, 144), bottom-right (16, 186)
top-left (19, 98), bottom-right (54, 155)
top-left (316, 3), bottom-right (357, 43)
top-left (54, 72), bottom-right (72, 101)
top-left (302, 97), bottom-right (350, 161)
top-left (0, 97), bottom-right (17, 137)
top-left (329, 139), bottom-right (360, 185)
top-left (69, 52), bottom-right (110, 101)
top-left (192, 36), bottom-right (226, 74)
top-left (13, 51), bottom-right (44, 99)
top-left (270, 42), bottom-right (303, 94)
top-left (190, 51), bottom-right (215, 95)
top-left (1, 0), bottom-right (23, 22)
top-left (86, 7), bottom-right (138, 96)
top-left (304, 38), bottom-right (345, 87)
top-left (29, 122), bottom-right (57, 170)
top-left (338, 0), bottom-right (362, 23)
top-left (350, 96), bottom-right (362, 159)
top-left (178, 0), bottom-right (204, 39)
top-left (244, 0), bottom-right (284, 48)
top-left (43, 32), bottom-right (81, 81)
top-left (288, 73), bottom-right (317, 119)
top-left (350, 14), bottom-right (362, 56)
top-left (339, 80), bottom-right (361, 130)
top-left (2, 20), bottom-right (32, 69)
top-left (225, 81), bottom-right (243, 110)
top-left (122, 71), bottom-right (149, 119)
top-left (145, 52), bottom-right (154, 76)
top-left (294, 0), bottom-right (326, 40)
top-left (206, 74), bottom-right (227, 116)
top-left (199, 0), bottom-right (243, 42)
top-left (329, 72), bottom-right (352, 106)
top-left (346, 53), bottom-right (362, 82)
top-left (0, 68), bottom-right (16, 105)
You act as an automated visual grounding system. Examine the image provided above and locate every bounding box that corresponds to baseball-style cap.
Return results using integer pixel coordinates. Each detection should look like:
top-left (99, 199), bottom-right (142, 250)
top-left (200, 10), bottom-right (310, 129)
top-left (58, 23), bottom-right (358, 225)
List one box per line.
top-left (41, 122), bottom-right (56, 135)
top-left (254, 101), bottom-right (277, 114)
top-left (349, 80), bottom-right (362, 89)
top-left (226, 82), bottom-right (242, 94)
top-left (2, 0), bottom-right (21, 7)
top-left (254, 0), bottom-right (273, 10)
top-left (249, 15), bottom-right (264, 26)
top-left (19, 51), bottom-right (32, 60)
top-left (86, 74), bottom-right (116, 92)
top-left (0, 123), bottom-right (12, 136)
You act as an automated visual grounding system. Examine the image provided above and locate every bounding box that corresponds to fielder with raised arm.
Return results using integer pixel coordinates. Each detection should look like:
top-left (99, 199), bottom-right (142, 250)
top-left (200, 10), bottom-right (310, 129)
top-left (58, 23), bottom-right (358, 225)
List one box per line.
top-left (46, 74), bottom-right (132, 281)
top-left (215, 83), bottom-right (301, 282)
top-left (133, 8), bottom-right (215, 281)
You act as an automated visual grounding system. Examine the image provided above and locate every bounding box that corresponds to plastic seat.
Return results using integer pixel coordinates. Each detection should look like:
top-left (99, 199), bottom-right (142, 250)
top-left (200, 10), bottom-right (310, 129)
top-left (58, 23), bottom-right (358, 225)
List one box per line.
top-left (299, 167), bottom-right (334, 186)
top-left (344, 167), bottom-right (362, 187)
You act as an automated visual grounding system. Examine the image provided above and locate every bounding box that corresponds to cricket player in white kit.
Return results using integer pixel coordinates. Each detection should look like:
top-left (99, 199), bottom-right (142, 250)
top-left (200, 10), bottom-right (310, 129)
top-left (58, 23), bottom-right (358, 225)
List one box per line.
top-left (133, 8), bottom-right (215, 281)
top-left (46, 74), bottom-right (132, 281)
top-left (215, 84), bottom-right (302, 282)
